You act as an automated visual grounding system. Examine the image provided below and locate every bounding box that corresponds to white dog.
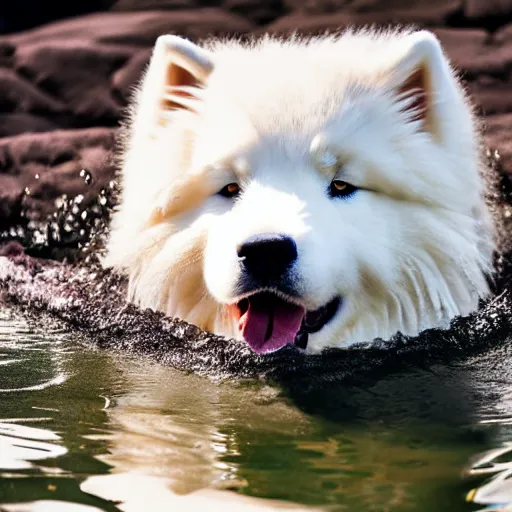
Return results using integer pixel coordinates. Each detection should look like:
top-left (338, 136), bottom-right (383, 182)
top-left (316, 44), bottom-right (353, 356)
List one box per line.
top-left (104, 28), bottom-right (495, 354)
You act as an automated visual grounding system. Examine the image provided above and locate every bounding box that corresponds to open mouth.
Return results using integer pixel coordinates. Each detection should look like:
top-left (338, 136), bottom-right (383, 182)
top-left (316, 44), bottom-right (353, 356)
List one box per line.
top-left (234, 292), bottom-right (341, 354)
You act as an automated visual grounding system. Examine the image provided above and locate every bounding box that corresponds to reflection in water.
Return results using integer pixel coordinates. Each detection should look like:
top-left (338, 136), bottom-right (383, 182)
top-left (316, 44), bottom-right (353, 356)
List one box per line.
top-left (0, 311), bottom-right (68, 473)
top-left (0, 422), bottom-right (67, 471)
top-left (465, 414), bottom-right (512, 510)
top-left (0, 312), bottom-right (68, 393)
top-left (82, 360), bottom-right (318, 510)
top-left (95, 361), bottom-right (476, 512)
top-left (2, 308), bottom-right (512, 510)
top-left (467, 444), bottom-right (512, 509)
top-left (0, 310), bottom-right (120, 511)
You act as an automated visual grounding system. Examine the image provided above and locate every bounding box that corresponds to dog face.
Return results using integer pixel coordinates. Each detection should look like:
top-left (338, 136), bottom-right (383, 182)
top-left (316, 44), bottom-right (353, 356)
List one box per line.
top-left (105, 29), bottom-right (495, 354)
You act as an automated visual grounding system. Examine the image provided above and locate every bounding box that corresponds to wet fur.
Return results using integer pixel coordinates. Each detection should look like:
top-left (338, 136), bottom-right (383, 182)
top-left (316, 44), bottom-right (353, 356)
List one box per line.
top-left (104, 28), bottom-right (495, 353)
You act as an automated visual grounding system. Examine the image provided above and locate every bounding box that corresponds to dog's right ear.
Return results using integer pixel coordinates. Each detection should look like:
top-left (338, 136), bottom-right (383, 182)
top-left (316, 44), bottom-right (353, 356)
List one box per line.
top-left (389, 31), bottom-right (463, 144)
top-left (135, 35), bottom-right (213, 129)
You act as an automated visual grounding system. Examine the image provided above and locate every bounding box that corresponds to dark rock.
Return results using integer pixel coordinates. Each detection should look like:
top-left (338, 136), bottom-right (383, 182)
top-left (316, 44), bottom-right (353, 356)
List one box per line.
top-left (0, 10), bottom-right (253, 134)
top-left (1, 10), bottom-right (253, 46)
top-left (469, 78), bottom-right (512, 116)
top-left (280, 0), bottom-right (461, 24)
top-left (0, 69), bottom-right (66, 115)
top-left (15, 43), bottom-right (128, 125)
top-left (265, 1), bottom-right (461, 36)
top-left (223, 0), bottom-right (288, 25)
top-left (111, 0), bottom-right (198, 10)
top-left (0, 0), bottom-right (113, 35)
top-left (0, 114), bottom-right (59, 137)
top-left (465, 0), bottom-right (512, 20)
top-left (0, 240), bottom-right (24, 256)
top-left (0, 128), bottom-right (117, 227)
top-left (432, 29), bottom-right (495, 75)
top-left (112, 49), bottom-right (151, 103)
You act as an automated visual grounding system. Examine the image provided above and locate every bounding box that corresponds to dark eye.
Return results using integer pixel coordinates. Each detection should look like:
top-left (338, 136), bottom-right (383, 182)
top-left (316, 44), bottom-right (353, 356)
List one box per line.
top-left (218, 183), bottom-right (240, 198)
top-left (329, 180), bottom-right (357, 199)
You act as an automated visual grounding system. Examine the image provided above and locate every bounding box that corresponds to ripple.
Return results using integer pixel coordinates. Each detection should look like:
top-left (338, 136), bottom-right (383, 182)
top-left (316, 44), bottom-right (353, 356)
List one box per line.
top-left (465, 442), bottom-right (512, 511)
top-left (0, 373), bottom-right (67, 393)
top-left (0, 311), bottom-right (69, 393)
top-left (0, 359), bottom-right (21, 366)
top-left (0, 422), bottom-right (68, 471)
top-left (2, 501), bottom-right (103, 512)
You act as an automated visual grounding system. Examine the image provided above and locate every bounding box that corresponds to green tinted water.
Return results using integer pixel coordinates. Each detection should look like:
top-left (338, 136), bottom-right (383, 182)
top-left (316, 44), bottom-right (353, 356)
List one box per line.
top-left (0, 309), bottom-right (510, 512)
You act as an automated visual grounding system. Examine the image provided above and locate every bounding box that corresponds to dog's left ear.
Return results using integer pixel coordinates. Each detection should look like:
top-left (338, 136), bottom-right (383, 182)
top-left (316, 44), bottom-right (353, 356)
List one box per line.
top-left (135, 35), bottom-right (214, 130)
top-left (158, 35), bottom-right (213, 113)
top-left (391, 31), bottom-right (459, 141)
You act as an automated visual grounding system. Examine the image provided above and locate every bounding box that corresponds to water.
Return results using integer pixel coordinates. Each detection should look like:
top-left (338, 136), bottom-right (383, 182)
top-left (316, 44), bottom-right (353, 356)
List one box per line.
top-left (1, 309), bottom-right (512, 512)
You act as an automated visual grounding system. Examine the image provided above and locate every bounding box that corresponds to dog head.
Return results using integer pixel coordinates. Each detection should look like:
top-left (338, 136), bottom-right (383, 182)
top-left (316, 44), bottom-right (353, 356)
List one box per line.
top-left (105, 29), bottom-right (495, 354)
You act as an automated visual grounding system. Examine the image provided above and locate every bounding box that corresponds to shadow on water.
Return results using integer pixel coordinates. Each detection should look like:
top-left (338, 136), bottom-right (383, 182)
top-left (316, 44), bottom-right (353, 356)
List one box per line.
top-left (2, 310), bottom-right (512, 511)
top-left (272, 340), bottom-right (512, 511)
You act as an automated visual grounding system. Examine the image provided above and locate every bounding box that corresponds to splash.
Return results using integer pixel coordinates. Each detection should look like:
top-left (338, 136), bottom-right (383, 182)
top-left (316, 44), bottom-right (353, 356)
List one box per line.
top-left (0, 168), bottom-right (118, 267)
top-left (0, 151), bottom-right (511, 386)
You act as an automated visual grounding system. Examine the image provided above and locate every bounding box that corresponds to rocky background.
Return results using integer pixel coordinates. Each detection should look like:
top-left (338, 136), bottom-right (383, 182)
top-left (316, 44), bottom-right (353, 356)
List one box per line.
top-left (0, 0), bottom-right (512, 231)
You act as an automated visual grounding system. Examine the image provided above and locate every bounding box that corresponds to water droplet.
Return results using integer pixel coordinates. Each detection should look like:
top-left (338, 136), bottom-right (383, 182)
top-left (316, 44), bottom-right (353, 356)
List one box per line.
top-left (81, 211), bottom-right (88, 220)
top-left (34, 230), bottom-right (45, 245)
top-left (80, 169), bottom-right (93, 185)
top-left (24, 187), bottom-right (31, 196)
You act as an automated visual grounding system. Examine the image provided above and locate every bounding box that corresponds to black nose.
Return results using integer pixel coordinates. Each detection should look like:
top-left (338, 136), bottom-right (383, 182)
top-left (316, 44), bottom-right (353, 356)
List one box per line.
top-left (237, 233), bottom-right (298, 279)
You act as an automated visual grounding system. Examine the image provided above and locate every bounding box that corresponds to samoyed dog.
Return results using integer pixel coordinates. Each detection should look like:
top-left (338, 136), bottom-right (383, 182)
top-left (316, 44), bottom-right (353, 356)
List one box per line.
top-left (104, 28), bottom-right (495, 354)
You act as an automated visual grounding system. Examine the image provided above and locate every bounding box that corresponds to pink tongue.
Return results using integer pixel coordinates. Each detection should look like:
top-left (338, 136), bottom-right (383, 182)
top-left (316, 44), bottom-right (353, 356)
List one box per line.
top-left (239, 294), bottom-right (305, 354)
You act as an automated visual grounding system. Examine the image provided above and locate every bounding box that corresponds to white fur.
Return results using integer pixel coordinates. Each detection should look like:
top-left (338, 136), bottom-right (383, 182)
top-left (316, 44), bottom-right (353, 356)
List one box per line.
top-left (104, 28), bottom-right (495, 354)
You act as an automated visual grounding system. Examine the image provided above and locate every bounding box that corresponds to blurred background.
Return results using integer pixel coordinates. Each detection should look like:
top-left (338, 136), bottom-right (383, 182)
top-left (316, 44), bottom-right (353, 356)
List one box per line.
top-left (1, 0), bottom-right (512, 231)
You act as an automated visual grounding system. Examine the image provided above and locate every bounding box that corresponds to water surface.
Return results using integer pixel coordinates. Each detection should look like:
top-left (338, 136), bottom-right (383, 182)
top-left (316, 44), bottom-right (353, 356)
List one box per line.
top-left (0, 308), bottom-right (511, 511)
